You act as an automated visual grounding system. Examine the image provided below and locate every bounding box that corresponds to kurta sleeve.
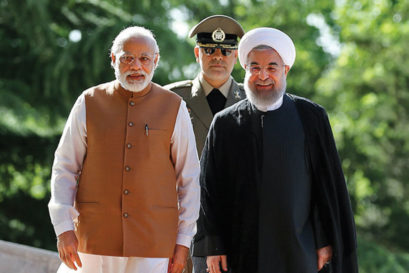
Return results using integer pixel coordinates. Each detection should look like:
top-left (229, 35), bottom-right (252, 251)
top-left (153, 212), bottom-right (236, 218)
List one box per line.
top-left (48, 93), bottom-right (87, 236)
top-left (170, 100), bottom-right (201, 248)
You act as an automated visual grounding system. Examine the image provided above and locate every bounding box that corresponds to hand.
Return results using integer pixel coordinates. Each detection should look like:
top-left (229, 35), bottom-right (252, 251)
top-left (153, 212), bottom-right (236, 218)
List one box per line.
top-left (168, 244), bottom-right (189, 273)
top-left (317, 245), bottom-right (332, 271)
top-left (57, 230), bottom-right (82, 270)
top-left (206, 255), bottom-right (228, 273)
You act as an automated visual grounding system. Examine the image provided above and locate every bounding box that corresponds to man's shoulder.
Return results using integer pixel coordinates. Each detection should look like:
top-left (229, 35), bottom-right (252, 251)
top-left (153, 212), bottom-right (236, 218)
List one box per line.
top-left (153, 83), bottom-right (182, 102)
top-left (287, 93), bottom-right (330, 129)
top-left (164, 80), bottom-right (193, 92)
top-left (163, 80), bottom-right (194, 100)
top-left (287, 93), bottom-right (326, 114)
top-left (233, 80), bottom-right (244, 89)
top-left (83, 81), bottom-right (115, 97)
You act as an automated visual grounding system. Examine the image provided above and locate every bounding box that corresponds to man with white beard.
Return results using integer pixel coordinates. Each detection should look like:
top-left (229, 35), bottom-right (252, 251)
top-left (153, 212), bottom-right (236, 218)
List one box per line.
top-left (194, 27), bottom-right (358, 273)
top-left (48, 26), bottom-right (200, 273)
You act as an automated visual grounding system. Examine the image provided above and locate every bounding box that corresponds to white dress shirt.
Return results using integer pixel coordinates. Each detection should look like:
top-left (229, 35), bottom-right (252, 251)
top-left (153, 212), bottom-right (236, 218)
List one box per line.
top-left (48, 89), bottom-right (200, 249)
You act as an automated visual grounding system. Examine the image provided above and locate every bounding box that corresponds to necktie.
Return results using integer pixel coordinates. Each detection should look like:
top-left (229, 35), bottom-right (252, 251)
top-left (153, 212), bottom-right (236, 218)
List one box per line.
top-left (206, 88), bottom-right (226, 115)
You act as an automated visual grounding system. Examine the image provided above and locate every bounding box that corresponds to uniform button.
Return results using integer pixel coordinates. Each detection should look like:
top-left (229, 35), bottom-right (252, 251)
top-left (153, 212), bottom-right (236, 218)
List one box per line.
top-left (128, 122), bottom-right (134, 127)
top-left (127, 143), bottom-right (132, 149)
top-left (125, 166), bottom-right (131, 172)
top-left (124, 189), bottom-right (130, 195)
top-left (123, 212), bottom-right (128, 218)
top-left (129, 101), bottom-right (135, 106)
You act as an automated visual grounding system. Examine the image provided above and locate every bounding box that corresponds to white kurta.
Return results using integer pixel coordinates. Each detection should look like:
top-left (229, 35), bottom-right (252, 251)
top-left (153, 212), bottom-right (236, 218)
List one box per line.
top-left (57, 253), bottom-right (169, 273)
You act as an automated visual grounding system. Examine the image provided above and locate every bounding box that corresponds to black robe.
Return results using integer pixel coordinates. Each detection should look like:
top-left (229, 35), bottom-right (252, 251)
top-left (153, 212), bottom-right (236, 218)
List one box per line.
top-left (192, 95), bottom-right (358, 273)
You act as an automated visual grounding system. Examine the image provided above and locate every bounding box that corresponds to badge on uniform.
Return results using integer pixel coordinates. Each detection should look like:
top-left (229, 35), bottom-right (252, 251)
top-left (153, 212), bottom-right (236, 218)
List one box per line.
top-left (234, 90), bottom-right (241, 99)
top-left (212, 28), bottom-right (225, 42)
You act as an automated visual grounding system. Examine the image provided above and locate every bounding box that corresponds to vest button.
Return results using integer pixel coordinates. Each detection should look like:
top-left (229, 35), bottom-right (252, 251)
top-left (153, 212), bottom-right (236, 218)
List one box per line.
top-left (125, 166), bottom-right (131, 172)
top-left (124, 189), bottom-right (130, 195)
top-left (123, 212), bottom-right (128, 218)
top-left (129, 101), bottom-right (135, 106)
top-left (128, 122), bottom-right (134, 127)
top-left (127, 143), bottom-right (132, 149)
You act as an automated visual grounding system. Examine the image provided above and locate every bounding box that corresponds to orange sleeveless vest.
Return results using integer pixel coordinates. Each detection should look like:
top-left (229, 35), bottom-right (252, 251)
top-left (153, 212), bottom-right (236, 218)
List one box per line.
top-left (75, 81), bottom-right (181, 257)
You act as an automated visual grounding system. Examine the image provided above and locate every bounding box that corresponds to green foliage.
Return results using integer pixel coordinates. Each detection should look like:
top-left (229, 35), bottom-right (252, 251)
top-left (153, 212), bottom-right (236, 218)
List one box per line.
top-left (1, 0), bottom-right (408, 270)
top-left (316, 0), bottom-right (409, 251)
top-left (358, 236), bottom-right (409, 273)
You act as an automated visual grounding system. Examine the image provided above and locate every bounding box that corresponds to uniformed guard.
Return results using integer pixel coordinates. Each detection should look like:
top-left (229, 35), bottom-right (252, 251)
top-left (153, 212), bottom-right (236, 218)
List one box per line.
top-left (165, 15), bottom-right (246, 160)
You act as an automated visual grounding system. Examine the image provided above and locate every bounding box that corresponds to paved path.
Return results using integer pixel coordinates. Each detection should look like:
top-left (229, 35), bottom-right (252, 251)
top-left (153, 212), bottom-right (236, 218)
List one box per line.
top-left (0, 240), bottom-right (60, 273)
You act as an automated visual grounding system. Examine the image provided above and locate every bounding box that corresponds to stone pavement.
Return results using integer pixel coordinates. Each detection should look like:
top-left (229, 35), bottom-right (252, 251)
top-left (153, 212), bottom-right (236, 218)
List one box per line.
top-left (0, 240), bottom-right (60, 273)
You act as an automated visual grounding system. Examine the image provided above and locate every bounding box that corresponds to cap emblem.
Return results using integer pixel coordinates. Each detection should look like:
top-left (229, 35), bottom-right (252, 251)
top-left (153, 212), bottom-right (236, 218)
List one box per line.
top-left (212, 28), bottom-right (225, 42)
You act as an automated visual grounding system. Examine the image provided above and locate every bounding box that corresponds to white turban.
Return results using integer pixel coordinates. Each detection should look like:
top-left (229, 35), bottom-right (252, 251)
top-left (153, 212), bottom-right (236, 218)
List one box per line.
top-left (238, 27), bottom-right (296, 69)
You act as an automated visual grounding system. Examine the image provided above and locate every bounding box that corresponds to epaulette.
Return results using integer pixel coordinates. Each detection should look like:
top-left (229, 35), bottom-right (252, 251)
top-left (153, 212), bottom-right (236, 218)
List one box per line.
top-left (164, 80), bottom-right (193, 90)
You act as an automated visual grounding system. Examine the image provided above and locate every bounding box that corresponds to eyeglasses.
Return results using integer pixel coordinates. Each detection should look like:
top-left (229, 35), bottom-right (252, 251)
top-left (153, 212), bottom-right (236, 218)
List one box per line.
top-left (119, 53), bottom-right (156, 66)
top-left (202, 47), bottom-right (233, 56)
top-left (247, 65), bottom-right (284, 75)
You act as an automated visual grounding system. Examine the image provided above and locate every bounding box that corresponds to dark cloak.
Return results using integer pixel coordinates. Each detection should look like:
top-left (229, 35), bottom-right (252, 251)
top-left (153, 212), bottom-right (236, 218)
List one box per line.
top-left (192, 95), bottom-right (358, 273)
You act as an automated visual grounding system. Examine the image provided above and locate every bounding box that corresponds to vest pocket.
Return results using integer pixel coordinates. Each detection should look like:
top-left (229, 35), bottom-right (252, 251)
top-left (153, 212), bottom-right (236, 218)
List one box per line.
top-left (146, 128), bottom-right (167, 136)
top-left (152, 204), bottom-right (178, 209)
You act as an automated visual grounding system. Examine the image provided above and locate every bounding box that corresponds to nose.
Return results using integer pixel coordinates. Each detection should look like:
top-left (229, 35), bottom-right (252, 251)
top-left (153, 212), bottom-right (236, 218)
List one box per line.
top-left (212, 48), bottom-right (223, 60)
top-left (258, 68), bottom-right (269, 80)
top-left (129, 58), bottom-right (142, 70)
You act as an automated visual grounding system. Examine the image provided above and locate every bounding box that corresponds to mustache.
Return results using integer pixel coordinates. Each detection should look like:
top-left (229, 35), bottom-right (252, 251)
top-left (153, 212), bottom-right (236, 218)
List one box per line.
top-left (255, 80), bottom-right (275, 85)
top-left (209, 60), bottom-right (226, 65)
top-left (124, 70), bottom-right (147, 77)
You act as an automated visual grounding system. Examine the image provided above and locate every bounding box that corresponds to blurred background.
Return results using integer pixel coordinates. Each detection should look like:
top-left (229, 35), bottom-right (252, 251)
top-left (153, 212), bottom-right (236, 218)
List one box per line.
top-left (1, 0), bottom-right (409, 272)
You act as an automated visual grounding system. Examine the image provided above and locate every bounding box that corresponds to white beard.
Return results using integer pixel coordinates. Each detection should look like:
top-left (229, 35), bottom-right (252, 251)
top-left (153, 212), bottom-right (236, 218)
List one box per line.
top-left (114, 63), bottom-right (153, 92)
top-left (244, 72), bottom-right (286, 111)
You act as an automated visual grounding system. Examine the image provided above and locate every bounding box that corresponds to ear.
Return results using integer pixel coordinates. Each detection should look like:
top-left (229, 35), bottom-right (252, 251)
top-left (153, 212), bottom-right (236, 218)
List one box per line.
top-left (111, 53), bottom-right (116, 66)
top-left (194, 47), bottom-right (200, 63)
top-left (284, 65), bottom-right (290, 76)
top-left (154, 53), bottom-right (159, 67)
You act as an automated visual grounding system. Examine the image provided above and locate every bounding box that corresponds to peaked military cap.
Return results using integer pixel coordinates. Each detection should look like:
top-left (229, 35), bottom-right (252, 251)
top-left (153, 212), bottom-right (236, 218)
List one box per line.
top-left (189, 15), bottom-right (245, 49)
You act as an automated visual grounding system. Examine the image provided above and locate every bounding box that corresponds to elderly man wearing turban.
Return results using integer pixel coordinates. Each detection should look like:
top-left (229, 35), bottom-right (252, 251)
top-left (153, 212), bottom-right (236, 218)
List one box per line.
top-left (192, 28), bottom-right (358, 273)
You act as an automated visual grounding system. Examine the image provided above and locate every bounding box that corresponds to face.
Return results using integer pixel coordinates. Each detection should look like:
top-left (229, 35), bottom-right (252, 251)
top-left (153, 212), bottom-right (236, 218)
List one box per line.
top-left (194, 46), bottom-right (238, 87)
top-left (244, 48), bottom-right (290, 108)
top-left (111, 36), bottom-right (158, 92)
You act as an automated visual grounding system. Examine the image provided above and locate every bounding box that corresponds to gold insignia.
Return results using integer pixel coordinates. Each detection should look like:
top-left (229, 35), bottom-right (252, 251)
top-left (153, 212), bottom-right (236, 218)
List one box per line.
top-left (212, 28), bottom-right (225, 42)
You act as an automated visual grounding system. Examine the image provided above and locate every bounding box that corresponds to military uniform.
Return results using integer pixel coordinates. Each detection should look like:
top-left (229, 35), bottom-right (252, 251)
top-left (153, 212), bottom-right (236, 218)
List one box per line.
top-left (165, 14), bottom-right (246, 273)
top-left (165, 77), bottom-right (244, 157)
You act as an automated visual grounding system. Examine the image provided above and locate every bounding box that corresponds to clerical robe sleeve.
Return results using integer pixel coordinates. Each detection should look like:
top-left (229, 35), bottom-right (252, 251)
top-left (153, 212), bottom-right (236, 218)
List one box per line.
top-left (312, 204), bottom-right (329, 248)
top-left (193, 118), bottom-right (228, 256)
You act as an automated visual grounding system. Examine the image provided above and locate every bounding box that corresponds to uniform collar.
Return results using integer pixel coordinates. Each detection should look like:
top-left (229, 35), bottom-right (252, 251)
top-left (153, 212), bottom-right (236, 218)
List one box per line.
top-left (199, 73), bottom-right (232, 98)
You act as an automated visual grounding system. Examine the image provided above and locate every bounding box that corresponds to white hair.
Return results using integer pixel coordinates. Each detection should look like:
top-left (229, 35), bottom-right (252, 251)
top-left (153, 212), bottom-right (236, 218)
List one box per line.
top-left (110, 26), bottom-right (160, 68)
